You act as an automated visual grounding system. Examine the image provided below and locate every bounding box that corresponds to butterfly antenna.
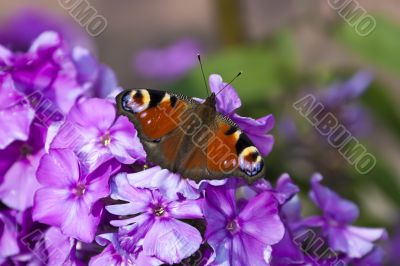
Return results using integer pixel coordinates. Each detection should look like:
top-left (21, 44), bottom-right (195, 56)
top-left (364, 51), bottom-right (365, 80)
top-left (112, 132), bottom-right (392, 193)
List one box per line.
top-left (215, 71), bottom-right (242, 96)
top-left (197, 54), bottom-right (210, 97)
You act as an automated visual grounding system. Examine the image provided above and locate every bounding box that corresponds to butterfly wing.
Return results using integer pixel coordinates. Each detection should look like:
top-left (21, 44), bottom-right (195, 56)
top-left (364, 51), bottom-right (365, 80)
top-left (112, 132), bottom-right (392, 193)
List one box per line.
top-left (176, 115), bottom-right (265, 183)
top-left (204, 116), bottom-right (265, 183)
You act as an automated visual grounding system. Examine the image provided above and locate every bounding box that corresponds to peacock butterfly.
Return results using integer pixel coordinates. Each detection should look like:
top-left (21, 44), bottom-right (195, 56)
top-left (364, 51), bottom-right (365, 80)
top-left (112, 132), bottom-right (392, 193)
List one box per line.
top-left (116, 86), bottom-right (265, 184)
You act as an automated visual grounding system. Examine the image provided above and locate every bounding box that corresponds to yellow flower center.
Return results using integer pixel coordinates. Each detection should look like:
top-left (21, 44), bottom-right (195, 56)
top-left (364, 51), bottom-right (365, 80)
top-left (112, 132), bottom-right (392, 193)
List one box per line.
top-left (154, 206), bottom-right (165, 216)
top-left (101, 132), bottom-right (111, 146)
top-left (226, 219), bottom-right (240, 234)
top-left (73, 183), bottom-right (86, 197)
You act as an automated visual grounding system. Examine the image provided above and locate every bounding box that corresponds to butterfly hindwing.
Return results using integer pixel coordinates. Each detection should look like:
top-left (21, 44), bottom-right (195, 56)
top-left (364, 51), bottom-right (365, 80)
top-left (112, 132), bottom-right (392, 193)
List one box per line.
top-left (205, 117), bottom-right (265, 183)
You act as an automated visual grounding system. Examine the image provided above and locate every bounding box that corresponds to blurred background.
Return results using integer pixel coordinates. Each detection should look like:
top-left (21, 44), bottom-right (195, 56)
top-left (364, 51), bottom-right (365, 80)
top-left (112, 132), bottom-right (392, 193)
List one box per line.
top-left (1, 0), bottom-right (399, 263)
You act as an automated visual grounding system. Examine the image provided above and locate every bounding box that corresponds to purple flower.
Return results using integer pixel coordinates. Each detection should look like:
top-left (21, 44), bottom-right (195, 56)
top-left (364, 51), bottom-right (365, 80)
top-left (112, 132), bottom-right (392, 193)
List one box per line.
top-left (0, 124), bottom-right (45, 211)
top-left (320, 70), bottom-right (373, 106)
top-left (269, 175), bottom-right (305, 266)
top-left (33, 148), bottom-right (114, 243)
top-left (0, 72), bottom-right (35, 149)
top-left (134, 38), bottom-right (201, 81)
top-left (240, 174), bottom-right (305, 266)
top-left (270, 227), bottom-right (305, 266)
top-left (44, 227), bottom-right (82, 265)
top-left (209, 74), bottom-right (275, 156)
top-left (90, 233), bottom-right (135, 266)
top-left (318, 70), bottom-right (374, 136)
top-left (388, 228), bottom-right (400, 264)
top-left (50, 98), bottom-right (145, 172)
top-left (203, 180), bottom-right (285, 265)
top-left (237, 173), bottom-right (298, 206)
top-left (106, 173), bottom-right (203, 264)
top-left (352, 247), bottom-right (384, 266)
top-left (1, 31), bottom-right (86, 122)
top-left (125, 166), bottom-right (200, 200)
top-left (280, 70), bottom-right (374, 143)
top-left (0, 211), bottom-right (19, 263)
top-left (272, 173), bottom-right (300, 204)
top-left (72, 46), bottom-right (118, 98)
top-left (90, 233), bottom-right (163, 266)
top-left (124, 165), bottom-right (227, 202)
top-left (0, 8), bottom-right (94, 52)
top-left (8, 209), bottom-right (84, 265)
top-left (304, 173), bottom-right (386, 259)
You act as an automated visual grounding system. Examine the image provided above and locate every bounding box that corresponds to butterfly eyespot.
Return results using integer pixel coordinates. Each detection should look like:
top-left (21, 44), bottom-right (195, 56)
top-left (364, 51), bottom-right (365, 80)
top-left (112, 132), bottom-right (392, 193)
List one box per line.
top-left (122, 89), bottom-right (150, 113)
top-left (238, 146), bottom-right (263, 176)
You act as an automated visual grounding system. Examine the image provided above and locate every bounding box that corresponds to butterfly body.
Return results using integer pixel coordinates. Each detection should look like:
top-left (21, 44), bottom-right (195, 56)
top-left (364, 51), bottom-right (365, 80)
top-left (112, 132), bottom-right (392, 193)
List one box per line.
top-left (116, 89), bottom-right (265, 183)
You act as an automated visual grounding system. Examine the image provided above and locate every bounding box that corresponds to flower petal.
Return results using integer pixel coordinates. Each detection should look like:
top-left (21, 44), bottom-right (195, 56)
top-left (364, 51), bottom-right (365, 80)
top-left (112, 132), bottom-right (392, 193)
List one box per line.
top-left (310, 173), bottom-right (359, 224)
top-left (239, 114), bottom-right (275, 133)
top-left (207, 236), bottom-right (231, 266)
top-left (271, 228), bottom-right (305, 265)
top-left (0, 156), bottom-right (41, 211)
top-left (89, 244), bottom-right (120, 266)
top-left (66, 98), bottom-right (115, 135)
top-left (300, 215), bottom-right (325, 228)
top-left (44, 227), bottom-right (75, 265)
top-left (72, 46), bottom-right (99, 86)
top-left (352, 247), bottom-right (384, 266)
top-left (127, 166), bottom-right (199, 200)
top-left (28, 31), bottom-right (61, 53)
top-left (231, 234), bottom-right (271, 266)
top-left (232, 114), bottom-right (275, 156)
top-left (203, 200), bottom-right (229, 242)
top-left (92, 64), bottom-right (118, 98)
top-left (168, 199), bottom-right (203, 219)
top-left (239, 191), bottom-right (284, 245)
top-left (36, 148), bottom-right (80, 187)
top-left (33, 187), bottom-right (70, 226)
top-left (327, 225), bottom-right (386, 259)
top-left (108, 173), bottom-right (152, 214)
top-left (0, 141), bottom-right (21, 179)
top-left (346, 226), bottom-right (387, 242)
top-left (0, 45), bottom-right (12, 64)
top-left (0, 75), bottom-right (34, 149)
top-left (115, 214), bottom-right (154, 255)
top-left (322, 70), bottom-right (373, 105)
top-left (204, 183), bottom-right (237, 219)
top-left (143, 219), bottom-right (202, 264)
top-left (0, 212), bottom-right (19, 258)
top-left (209, 74), bottom-right (241, 114)
top-left (61, 199), bottom-right (102, 243)
top-left (84, 161), bottom-right (114, 204)
top-left (274, 173), bottom-right (300, 204)
top-left (108, 116), bottom-right (146, 164)
top-left (229, 235), bottom-right (250, 266)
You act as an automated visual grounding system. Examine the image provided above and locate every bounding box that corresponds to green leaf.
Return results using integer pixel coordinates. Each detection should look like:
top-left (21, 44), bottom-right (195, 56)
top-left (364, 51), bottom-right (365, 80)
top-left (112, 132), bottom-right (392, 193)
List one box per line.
top-left (172, 31), bottom-right (299, 103)
top-left (336, 15), bottom-right (400, 73)
top-left (351, 151), bottom-right (400, 207)
top-left (361, 82), bottom-right (400, 137)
